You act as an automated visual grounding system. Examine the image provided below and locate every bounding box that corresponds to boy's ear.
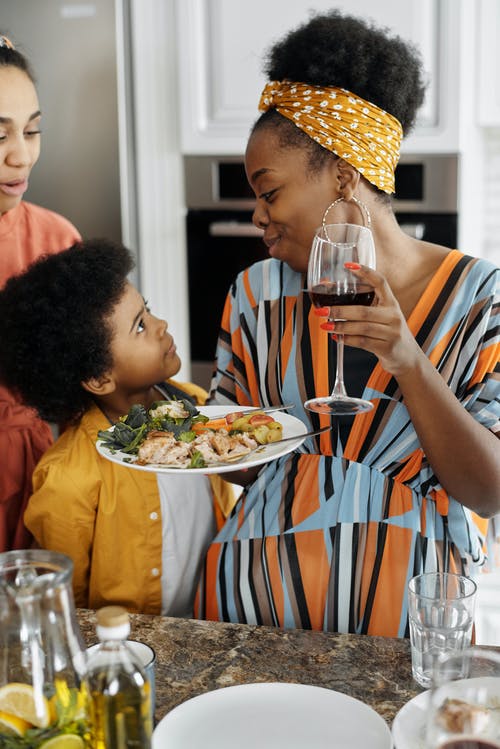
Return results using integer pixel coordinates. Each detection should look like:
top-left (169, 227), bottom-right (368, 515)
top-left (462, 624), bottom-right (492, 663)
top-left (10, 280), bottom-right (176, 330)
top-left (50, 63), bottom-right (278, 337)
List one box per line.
top-left (81, 373), bottom-right (116, 396)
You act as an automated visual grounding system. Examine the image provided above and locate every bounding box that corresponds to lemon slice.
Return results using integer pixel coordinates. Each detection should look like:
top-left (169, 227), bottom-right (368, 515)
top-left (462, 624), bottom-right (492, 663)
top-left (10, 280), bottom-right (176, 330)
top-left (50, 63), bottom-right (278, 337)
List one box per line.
top-left (0, 683), bottom-right (50, 728)
top-left (40, 734), bottom-right (85, 749)
top-left (0, 709), bottom-right (32, 736)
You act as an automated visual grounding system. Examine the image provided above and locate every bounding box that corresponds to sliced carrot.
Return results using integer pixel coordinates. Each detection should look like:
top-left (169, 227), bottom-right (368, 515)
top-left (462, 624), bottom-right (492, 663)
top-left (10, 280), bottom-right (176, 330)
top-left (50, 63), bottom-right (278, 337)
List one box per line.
top-left (192, 418), bottom-right (228, 434)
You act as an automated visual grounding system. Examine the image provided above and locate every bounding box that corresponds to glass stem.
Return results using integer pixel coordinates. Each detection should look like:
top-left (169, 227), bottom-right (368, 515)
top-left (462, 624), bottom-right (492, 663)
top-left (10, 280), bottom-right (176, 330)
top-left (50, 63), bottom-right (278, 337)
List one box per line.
top-left (332, 334), bottom-right (348, 399)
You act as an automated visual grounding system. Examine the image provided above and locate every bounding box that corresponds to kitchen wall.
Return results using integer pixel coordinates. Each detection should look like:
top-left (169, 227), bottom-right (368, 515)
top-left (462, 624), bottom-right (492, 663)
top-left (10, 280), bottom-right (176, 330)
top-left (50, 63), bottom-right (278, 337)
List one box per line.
top-left (484, 130), bottom-right (500, 266)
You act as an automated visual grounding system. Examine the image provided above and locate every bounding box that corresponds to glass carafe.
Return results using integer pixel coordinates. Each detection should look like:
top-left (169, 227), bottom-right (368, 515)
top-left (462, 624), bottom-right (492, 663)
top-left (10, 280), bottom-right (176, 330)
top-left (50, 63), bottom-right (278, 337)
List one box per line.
top-left (0, 549), bottom-right (90, 748)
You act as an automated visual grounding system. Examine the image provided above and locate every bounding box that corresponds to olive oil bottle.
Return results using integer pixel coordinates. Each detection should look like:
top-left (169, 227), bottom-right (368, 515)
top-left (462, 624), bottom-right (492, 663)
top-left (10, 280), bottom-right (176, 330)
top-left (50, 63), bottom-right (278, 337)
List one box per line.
top-left (85, 607), bottom-right (152, 749)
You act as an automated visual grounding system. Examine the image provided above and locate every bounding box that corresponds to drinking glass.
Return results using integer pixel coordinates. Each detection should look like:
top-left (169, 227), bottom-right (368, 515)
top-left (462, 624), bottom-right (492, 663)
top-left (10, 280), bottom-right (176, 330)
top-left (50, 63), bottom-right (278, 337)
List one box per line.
top-left (304, 223), bottom-right (376, 415)
top-left (408, 572), bottom-right (477, 689)
top-left (426, 648), bottom-right (500, 749)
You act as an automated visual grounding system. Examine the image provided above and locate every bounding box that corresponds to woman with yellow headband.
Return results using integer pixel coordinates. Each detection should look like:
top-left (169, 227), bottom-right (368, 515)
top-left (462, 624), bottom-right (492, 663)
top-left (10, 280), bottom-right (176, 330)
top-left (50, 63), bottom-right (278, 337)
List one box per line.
top-left (0, 36), bottom-right (80, 552)
top-left (197, 11), bottom-right (500, 636)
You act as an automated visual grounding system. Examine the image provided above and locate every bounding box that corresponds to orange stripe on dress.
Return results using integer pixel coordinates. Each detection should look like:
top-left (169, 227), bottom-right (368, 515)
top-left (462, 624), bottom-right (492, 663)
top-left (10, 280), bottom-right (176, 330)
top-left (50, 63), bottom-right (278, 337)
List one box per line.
top-left (308, 308), bottom-right (336, 453)
top-left (358, 523), bottom-right (378, 623)
top-left (242, 346), bottom-right (260, 403)
top-left (279, 296), bottom-right (296, 385)
top-left (406, 250), bottom-right (463, 335)
top-left (203, 543), bottom-right (223, 621)
top-left (469, 342), bottom-right (500, 388)
top-left (365, 524), bottom-right (414, 637)
top-left (427, 322), bottom-right (460, 367)
top-left (242, 268), bottom-right (257, 308)
top-left (232, 269), bottom-right (261, 403)
top-left (431, 488), bottom-right (450, 517)
top-left (343, 399), bottom-right (381, 461)
top-left (293, 529), bottom-right (330, 631)
top-left (264, 535), bottom-right (285, 624)
top-left (392, 450), bottom-right (424, 483)
top-left (290, 455), bottom-right (321, 525)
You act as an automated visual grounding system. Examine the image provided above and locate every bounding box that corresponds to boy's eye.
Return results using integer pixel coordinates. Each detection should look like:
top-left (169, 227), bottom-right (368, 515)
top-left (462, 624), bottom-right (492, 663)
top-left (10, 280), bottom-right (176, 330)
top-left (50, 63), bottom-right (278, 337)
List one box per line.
top-left (25, 129), bottom-right (41, 137)
top-left (137, 318), bottom-right (146, 333)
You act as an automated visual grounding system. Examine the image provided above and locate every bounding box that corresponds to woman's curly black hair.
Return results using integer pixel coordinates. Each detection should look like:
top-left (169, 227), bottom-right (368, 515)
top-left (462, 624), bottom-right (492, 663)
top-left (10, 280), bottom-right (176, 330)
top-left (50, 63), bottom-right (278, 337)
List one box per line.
top-left (252, 10), bottom-right (427, 195)
top-left (0, 239), bottom-right (134, 424)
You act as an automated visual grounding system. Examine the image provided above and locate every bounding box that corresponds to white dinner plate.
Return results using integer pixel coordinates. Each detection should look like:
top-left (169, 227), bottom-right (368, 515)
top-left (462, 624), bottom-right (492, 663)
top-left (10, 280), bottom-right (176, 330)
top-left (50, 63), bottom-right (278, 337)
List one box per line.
top-left (391, 690), bottom-right (429, 749)
top-left (392, 677), bottom-right (500, 749)
top-left (152, 682), bottom-right (393, 748)
top-left (96, 406), bottom-right (308, 475)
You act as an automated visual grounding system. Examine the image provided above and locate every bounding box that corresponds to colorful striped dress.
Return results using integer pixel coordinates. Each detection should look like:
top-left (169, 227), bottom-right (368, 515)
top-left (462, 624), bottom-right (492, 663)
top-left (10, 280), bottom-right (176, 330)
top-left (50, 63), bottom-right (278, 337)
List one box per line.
top-left (197, 250), bottom-right (500, 637)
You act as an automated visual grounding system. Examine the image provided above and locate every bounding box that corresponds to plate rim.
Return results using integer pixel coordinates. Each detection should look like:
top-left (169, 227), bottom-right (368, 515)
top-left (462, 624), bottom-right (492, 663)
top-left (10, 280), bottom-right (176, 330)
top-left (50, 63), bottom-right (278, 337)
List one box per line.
top-left (153, 682), bottom-right (393, 748)
top-left (391, 690), bottom-right (429, 749)
top-left (96, 406), bottom-right (308, 475)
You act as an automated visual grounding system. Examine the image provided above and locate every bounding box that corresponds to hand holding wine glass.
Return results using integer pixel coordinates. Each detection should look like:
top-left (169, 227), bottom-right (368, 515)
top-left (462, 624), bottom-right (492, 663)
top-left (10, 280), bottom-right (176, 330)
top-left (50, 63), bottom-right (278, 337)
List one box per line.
top-left (305, 222), bottom-right (376, 416)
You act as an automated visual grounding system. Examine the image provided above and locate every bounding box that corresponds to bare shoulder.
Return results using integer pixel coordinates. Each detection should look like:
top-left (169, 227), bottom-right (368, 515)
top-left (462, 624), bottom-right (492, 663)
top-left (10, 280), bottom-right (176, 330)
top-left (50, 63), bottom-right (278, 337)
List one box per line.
top-left (391, 240), bottom-right (451, 318)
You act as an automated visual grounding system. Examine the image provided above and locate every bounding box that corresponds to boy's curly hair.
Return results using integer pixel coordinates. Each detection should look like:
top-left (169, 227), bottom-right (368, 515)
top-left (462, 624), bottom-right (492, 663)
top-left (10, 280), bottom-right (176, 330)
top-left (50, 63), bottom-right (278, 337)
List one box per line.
top-left (0, 239), bottom-right (134, 424)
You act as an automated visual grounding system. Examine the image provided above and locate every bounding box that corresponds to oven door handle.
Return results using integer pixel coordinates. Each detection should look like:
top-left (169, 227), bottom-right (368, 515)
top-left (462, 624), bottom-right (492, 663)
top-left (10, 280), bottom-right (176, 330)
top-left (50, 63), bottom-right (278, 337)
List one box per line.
top-left (209, 221), bottom-right (264, 238)
top-left (399, 222), bottom-right (425, 240)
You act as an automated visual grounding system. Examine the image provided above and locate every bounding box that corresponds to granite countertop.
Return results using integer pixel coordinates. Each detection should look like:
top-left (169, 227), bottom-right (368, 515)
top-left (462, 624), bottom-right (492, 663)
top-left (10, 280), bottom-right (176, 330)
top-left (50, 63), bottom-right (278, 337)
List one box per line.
top-left (77, 609), bottom-right (421, 727)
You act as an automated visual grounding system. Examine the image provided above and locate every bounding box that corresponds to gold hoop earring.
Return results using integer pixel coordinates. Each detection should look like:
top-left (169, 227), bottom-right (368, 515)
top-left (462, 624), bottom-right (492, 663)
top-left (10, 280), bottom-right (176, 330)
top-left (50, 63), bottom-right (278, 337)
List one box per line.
top-left (322, 196), bottom-right (372, 232)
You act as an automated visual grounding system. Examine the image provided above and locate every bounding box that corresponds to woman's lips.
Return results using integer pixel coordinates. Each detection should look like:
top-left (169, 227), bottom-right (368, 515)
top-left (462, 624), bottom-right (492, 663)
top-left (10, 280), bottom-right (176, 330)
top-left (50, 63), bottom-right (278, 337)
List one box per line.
top-left (0, 179), bottom-right (28, 197)
top-left (265, 236), bottom-right (281, 256)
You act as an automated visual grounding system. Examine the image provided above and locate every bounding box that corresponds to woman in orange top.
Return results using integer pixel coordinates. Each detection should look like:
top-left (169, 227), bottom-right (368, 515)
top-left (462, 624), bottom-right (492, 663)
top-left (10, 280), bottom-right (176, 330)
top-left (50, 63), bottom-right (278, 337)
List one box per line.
top-left (0, 35), bottom-right (80, 551)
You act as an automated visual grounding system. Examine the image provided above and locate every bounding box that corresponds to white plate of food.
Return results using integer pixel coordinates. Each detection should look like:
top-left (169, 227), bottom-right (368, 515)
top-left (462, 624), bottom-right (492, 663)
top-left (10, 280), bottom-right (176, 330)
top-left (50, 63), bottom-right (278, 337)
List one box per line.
top-left (152, 683), bottom-right (393, 748)
top-left (391, 690), bottom-right (429, 749)
top-left (392, 678), bottom-right (500, 749)
top-left (96, 402), bottom-right (310, 475)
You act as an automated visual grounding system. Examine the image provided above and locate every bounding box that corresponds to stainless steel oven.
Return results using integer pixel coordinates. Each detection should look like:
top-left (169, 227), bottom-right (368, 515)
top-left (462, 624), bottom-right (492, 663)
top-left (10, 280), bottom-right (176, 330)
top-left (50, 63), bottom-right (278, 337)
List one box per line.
top-left (185, 154), bottom-right (458, 386)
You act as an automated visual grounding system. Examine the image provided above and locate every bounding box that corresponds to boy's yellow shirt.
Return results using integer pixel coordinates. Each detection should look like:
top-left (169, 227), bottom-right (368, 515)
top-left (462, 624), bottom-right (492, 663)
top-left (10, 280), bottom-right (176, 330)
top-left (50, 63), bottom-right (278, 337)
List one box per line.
top-left (25, 379), bottom-right (236, 614)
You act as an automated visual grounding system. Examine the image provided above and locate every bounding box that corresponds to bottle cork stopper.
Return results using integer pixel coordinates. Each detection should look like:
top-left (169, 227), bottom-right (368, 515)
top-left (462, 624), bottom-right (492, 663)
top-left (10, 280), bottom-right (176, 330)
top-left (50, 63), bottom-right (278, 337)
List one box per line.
top-left (96, 606), bottom-right (129, 628)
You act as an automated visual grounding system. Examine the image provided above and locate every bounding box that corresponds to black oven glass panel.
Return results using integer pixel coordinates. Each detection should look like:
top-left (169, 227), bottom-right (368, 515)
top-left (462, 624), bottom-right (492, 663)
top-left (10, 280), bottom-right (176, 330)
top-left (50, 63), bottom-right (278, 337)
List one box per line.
top-left (394, 163), bottom-right (424, 201)
top-left (395, 212), bottom-right (457, 248)
top-left (218, 163), bottom-right (255, 200)
top-left (216, 161), bottom-right (427, 202)
top-left (187, 209), bottom-right (268, 362)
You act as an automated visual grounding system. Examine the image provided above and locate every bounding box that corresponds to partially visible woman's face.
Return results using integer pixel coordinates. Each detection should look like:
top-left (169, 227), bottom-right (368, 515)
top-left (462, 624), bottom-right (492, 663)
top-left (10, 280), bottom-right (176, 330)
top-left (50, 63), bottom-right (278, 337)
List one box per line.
top-left (245, 127), bottom-right (335, 273)
top-left (0, 66), bottom-right (41, 215)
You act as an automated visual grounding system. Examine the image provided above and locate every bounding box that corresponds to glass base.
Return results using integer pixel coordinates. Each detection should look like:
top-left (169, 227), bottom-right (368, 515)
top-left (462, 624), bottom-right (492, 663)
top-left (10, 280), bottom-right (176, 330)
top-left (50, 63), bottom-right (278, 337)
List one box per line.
top-left (304, 396), bottom-right (374, 416)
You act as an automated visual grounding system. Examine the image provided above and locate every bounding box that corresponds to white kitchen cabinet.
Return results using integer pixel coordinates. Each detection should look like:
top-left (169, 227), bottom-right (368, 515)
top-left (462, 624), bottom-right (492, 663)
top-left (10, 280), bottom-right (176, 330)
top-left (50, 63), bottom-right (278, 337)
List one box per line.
top-left (478, 0), bottom-right (500, 126)
top-left (175, 0), bottom-right (467, 154)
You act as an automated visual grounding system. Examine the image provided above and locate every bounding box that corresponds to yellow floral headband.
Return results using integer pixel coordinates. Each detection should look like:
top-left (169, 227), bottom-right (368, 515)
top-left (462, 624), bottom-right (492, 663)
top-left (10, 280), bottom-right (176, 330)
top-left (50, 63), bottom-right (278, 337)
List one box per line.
top-left (258, 80), bottom-right (403, 194)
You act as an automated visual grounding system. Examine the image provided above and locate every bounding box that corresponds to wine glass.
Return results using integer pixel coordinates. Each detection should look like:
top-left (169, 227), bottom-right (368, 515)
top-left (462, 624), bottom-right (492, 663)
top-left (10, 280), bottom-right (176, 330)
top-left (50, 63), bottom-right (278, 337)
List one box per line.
top-left (304, 223), bottom-right (376, 416)
top-left (426, 647), bottom-right (500, 749)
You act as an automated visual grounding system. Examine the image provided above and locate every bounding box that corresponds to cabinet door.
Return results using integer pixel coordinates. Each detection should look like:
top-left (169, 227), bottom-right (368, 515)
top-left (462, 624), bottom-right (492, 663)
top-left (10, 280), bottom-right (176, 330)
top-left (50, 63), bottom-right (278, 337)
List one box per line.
top-left (176, 0), bottom-right (458, 154)
top-left (478, 0), bottom-right (500, 125)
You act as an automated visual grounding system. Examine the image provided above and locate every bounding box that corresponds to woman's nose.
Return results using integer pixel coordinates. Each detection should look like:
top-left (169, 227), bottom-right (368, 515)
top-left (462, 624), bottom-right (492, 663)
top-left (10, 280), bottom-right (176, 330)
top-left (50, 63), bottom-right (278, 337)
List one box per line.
top-left (252, 203), bottom-right (269, 230)
top-left (6, 135), bottom-right (33, 167)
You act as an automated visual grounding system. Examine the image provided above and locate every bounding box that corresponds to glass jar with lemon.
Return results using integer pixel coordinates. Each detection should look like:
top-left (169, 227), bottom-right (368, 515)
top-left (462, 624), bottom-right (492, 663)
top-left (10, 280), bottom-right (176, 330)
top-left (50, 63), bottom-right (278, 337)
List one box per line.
top-left (0, 550), bottom-right (89, 749)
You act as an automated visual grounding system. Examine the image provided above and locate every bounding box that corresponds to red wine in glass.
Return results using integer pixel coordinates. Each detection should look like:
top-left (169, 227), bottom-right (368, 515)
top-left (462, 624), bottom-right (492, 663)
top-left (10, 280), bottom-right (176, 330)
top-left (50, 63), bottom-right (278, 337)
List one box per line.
top-left (304, 223), bottom-right (376, 416)
top-left (310, 282), bottom-right (375, 308)
top-left (439, 741), bottom-right (500, 749)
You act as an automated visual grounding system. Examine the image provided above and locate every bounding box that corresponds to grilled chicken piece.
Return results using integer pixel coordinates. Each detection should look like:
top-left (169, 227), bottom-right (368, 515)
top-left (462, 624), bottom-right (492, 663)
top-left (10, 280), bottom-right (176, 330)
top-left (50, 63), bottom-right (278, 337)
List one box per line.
top-left (137, 431), bottom-right (190, 466)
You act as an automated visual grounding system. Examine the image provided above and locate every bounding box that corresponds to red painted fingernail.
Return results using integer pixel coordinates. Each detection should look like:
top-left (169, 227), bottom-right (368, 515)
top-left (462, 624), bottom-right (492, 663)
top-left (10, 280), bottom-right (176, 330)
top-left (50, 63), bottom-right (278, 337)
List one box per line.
top-left (313, 307), bottom-right (330, 316)
top-left (320, 321), bottom-right (335, 331)
top-left (331, 334), bottom-right (338, 342)
top-left (345, 262), bottom-right (361, 270)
